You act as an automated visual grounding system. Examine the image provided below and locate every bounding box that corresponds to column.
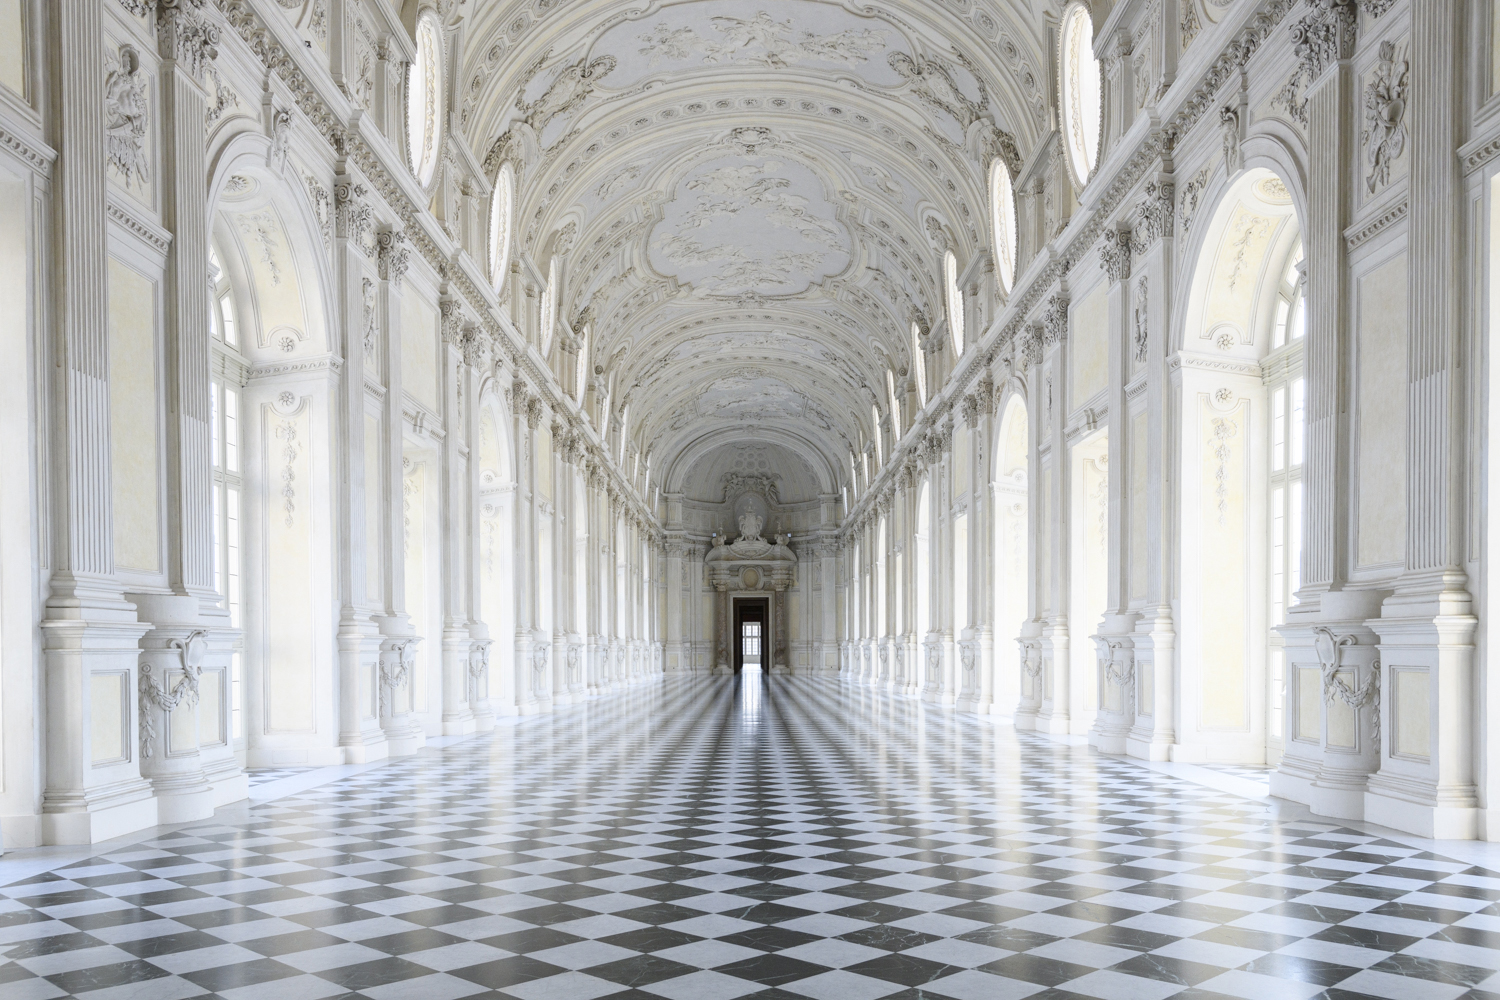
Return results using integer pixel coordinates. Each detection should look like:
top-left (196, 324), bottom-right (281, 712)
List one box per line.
top-left (334, 179), bottom-right (388, 763)
top-left (1039, 298), bottom-right (1073, 734)
top-left (960, 389), bottom-right (992, 713)
top-left (1367, 0), bottom-right (1477, 838)
top-left (1091, 228), bottom-right (1138, 753)
top-left (1128, 177), bottom-right (1178, 761)
top-left (462, 327), bottom-right (495, 731)
top-left (1273, 2), bottom-right (1368, 809)
top-left (134, 0), bottom-right (241, 820)
top-left (1014, 332), bottom-right (1045, 729)
top-left (40, 0), bottom-right (156, 844)
top-left (375, 230), bottom-right (423, 754)
top-left (439, 305), bottom-right (475, 735)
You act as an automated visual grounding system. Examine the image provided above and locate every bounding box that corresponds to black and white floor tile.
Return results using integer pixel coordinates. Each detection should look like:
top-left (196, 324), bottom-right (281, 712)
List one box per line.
top-left (3, 676), bottom-right (1500, 1000)
top-left (244, 767), bottom-right (318, 789)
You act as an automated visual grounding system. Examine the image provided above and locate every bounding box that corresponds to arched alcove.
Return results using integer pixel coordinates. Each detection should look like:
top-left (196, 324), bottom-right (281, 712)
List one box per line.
top-left (1176, 166), bottom-right (1302, 764)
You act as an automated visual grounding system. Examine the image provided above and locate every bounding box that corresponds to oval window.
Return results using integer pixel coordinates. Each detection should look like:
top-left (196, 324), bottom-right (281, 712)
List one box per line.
top-left (990, 160), bottom-right (1017, 296)
top-left (489, 162), bottom-right (515, 291)
top-left (1059, 2), bottom-right (1102, 188)
top-left (406, 11), bottom-right (444, 187)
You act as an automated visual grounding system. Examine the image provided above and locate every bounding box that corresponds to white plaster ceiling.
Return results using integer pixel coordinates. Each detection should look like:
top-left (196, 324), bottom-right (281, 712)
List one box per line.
top-left (458, 0), bottom-right (1049, 495)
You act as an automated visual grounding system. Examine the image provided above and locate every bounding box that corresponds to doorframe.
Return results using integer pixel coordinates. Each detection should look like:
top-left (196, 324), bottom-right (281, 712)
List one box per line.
top-left (732, 595), bottom-right (771, 673)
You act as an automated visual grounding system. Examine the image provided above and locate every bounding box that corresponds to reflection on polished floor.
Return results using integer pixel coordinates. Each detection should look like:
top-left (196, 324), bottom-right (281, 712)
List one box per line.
top-left (3, 677), bottom-right (1500, 1000)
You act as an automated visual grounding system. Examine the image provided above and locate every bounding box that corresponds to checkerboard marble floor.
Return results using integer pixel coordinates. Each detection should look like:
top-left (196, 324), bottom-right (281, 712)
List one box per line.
top-left (4, 675), bottom-right (1500, 1000)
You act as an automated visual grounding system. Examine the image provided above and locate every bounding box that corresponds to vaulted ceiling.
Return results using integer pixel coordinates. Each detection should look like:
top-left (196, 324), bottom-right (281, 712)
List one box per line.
top-left (458, 0), bottom-right (1052, 497)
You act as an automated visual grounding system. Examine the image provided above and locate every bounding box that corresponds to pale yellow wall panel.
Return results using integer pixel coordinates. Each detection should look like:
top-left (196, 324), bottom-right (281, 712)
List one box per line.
top-left (264, 404), bottom-right (315, 732)
top-left (1070, 286), bottom-right (1109, 407)
top-left (0, 0), bottom-right (24, 96)
top-left (401, 292), bottom-right (439, 413)
top-left (1197, 397), bottom-right (1247, 730)
top-left (89, 672), bottom-right (126, 764)
top-left (108, 257), bottom-right (160, 572)
top-left (1356, 255), bottom-right (1407, 567)
top-left (1395, 668), bottom-right (1430, 758)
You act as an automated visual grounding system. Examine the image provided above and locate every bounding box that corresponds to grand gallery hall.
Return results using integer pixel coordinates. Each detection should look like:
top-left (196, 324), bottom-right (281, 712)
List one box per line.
top-left (5, 0), bottom-right (1500, 998)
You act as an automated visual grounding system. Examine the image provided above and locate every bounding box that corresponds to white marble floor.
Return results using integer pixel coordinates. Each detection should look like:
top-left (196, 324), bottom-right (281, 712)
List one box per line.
top-left (2, 675), bottom-right (1499, 1000)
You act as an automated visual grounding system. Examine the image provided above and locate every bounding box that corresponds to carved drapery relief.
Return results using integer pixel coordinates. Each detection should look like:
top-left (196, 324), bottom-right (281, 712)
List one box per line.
top-left (1133, 276), bottom-right (1149, 364)
top-left (361, 279), bottom-right (377, 362)
top-left (105, 45), bottom-right (150, 189)
top-left (1210, 414), bottom-right (1238, 527)
top-left (1314, 627), bottom-right (1381, 741)
top-left (1362, 40), bottom-right (1409, 194)
top-left (139, 630), bottom-right (207, 759)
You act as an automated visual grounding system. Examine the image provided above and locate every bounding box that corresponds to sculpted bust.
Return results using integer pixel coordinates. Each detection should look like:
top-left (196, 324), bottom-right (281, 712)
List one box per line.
top-left (737, 511), bottom-right (764, 543)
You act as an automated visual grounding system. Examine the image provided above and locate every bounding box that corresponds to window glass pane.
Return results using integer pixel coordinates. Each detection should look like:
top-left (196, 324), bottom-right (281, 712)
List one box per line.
top-left (231, 651), bottom-right (243, 740)
top-left (1269, 650), bottom-right (1285, 740)
top-left (1292, 296), bottom-right (1305, 340)
top-left (1274, 299), bottom-right (1290, 349)
top-left (227, 487), bottom-right (242, 628)
top-left (225, 388), bottom-right (239, 474)
top-left (1271, 486), bottom-right (1285, 625)
top-left (213, 482), bottom-right (223, 598)
top-left (1289, 482), bottom-right (1303, 600)
top-left (1272, 387), bottom-right (1286, 472)
top-left (1290, 378), bottom-right (1305, 467)
top-left (219, 294), bottom-right (236, 347)
top-left (211, 380), bottom-right (220, 470)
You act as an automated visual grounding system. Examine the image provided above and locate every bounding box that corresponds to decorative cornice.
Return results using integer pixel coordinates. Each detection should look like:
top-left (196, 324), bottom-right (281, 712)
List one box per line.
top-left (1167, 354), bottom-right (1263, 378)
top-left (248, 355), bottom-right (345, 381)
top-left (106, 198), bottom-right (173, 256)
top-left (1344, 198), bottom-right (1408, 253)
top-left (0, 122), bottom-right (56, 175)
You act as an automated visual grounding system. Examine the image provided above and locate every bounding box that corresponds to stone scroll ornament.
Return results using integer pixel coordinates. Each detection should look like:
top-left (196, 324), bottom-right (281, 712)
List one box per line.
top-left (139, 630), bottom-right (207, 759)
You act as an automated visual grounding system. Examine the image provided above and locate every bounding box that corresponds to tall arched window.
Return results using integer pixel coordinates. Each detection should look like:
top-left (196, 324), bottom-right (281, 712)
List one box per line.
top-left (872, 404), bottom-right (883, 465)
top-left (209, 244), bottom-right (245, 742)
top-left (1059, 1), bottom-right (1102, 188)
top-left (944, 250), bottom-right (965, 355)
top-left (489, 162), bottom-right (514, 292)
top-left (990, 160), bottom-right (1018, 296)
top-left (406, 10), bottom-right (445, 187)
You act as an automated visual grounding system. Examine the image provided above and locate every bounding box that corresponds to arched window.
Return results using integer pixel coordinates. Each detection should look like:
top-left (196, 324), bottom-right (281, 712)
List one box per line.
top-left (1059, 1), bottom-right (1102, 188)
top-left (944, 250), bottom-right (965, 355)
top-left (488, 162), bottom-right (514, 292)
top-left (208, 243), bottom-right (246, 742)
top-left (406, 10), bottom-right (444, 187)
top-left (871, 404), bottom-right (883, 465)
top-left (990, 160), bottom-right (1018, 296)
